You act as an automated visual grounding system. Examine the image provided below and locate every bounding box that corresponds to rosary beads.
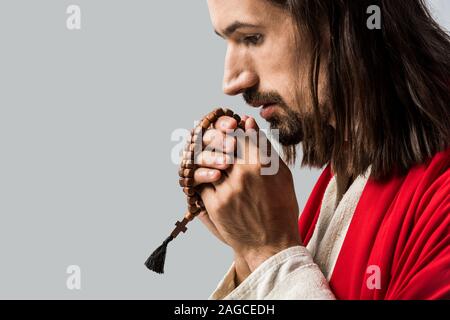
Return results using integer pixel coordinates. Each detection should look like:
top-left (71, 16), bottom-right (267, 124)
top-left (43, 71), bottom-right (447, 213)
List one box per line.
top-left (145, 108), bottom-right (244, 274)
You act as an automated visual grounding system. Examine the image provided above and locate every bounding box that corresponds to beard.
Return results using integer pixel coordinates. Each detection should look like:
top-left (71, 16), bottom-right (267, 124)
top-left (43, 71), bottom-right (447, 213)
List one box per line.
top-left (267, 107), bottom-right (304, 146)
top-left (243, 87), bottom-right (334, 167)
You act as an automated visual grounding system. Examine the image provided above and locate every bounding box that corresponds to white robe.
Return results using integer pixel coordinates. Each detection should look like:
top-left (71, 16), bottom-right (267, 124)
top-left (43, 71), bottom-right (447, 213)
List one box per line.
top-left (209, 167), bottom-right (371, 300)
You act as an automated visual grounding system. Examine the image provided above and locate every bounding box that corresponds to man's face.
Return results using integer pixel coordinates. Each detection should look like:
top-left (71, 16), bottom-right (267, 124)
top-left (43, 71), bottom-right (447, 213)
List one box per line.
top-left (208, 0), bottom-right (331, 147)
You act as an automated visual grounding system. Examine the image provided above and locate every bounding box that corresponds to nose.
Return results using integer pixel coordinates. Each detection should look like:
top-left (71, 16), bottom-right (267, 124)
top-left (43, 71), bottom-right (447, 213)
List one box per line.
top-left (222, 46), bottom-right (258, 96)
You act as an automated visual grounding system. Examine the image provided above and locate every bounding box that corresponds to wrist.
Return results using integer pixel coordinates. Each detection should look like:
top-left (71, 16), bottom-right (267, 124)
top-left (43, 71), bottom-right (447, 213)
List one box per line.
top-left (242, 240), bottom-right (303, 272)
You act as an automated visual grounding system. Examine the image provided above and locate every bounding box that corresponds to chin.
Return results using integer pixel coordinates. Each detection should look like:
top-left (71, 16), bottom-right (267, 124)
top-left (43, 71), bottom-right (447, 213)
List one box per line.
top-left (269, 116), bottom-right (304, 146)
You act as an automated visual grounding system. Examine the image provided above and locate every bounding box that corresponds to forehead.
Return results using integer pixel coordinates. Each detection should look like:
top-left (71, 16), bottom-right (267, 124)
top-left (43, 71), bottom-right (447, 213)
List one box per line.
top-left (207, 0), bottom-right (286, 32)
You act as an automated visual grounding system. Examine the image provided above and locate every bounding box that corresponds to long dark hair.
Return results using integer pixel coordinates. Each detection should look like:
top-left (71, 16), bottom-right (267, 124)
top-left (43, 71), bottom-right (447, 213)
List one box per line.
top-left (270, 0), bottom-right (450, 180)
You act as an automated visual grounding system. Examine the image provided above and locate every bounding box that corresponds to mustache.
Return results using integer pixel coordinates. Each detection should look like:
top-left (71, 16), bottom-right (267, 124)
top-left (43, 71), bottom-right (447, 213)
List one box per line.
top-left (243, 87), bottom-right (286, 107)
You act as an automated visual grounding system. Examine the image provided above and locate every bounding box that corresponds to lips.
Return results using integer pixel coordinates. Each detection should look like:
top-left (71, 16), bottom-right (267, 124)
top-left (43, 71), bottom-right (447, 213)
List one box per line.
top-left (260, 103), bottom-right (277, 119)
top-left (246, 99), bottom-right (278, 119)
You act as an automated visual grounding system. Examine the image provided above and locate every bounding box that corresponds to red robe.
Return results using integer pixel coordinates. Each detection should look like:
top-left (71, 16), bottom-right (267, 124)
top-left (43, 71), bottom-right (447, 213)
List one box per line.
top-left (299, 148), bottom-right (450, 299)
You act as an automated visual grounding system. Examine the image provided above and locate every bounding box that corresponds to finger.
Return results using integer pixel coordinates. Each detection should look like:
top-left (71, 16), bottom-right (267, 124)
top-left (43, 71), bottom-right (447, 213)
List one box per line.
top-left (203, 129), bottom-right (236, 154)
top-left (244, 119), bottom-right (275, 164)
top-left (245, 117), bottom-right (260, 131)
top-left (193, 168), bottom-right (222, 186)
top-left (245, 117), bottom-right (264, 149)
top-left (234, 117), bottom-right (264, 164)
top-left (195, 151), bottom-right (232, 170)
top-left (214, 116), bottom-right (238, 133)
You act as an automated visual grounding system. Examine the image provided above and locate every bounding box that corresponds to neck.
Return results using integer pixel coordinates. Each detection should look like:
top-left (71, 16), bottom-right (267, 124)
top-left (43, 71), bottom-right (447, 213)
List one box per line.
top-left (330, 162), bottom-right (355, 203)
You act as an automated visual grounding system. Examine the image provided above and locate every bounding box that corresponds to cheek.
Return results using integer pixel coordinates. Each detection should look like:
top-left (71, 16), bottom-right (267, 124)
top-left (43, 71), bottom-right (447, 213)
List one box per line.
top-left (255, 47), bottom-right (300, 100)
top-left (282, 50), bottom-right (322, 114)
top-left (278, 60), bottom-right (308, 113)
top-left (264, 47), bottom-right (310, 110)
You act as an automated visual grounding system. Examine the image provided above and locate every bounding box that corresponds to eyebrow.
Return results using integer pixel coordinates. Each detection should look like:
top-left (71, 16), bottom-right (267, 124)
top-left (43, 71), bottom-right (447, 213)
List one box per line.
top-left (215, 21), bottom-right (260, 38)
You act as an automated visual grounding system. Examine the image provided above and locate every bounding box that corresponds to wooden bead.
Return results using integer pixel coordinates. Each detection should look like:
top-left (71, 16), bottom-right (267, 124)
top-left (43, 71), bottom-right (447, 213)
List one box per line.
top-left (200, 118), bottom-right (211, 129)
top-left (214, 108), bottom-right (225, 117)
top-left (196, 199), bottom-right (205, 208)
top-left (184, 211), bottom-right (196, 221)
top-left (183, 187), bottom-right (195, 196)
top-left (184, 144), bottom-right (196, 152)
top-left (183, 169), bottom-right (194, 178)
top-left (223, 108), bottom-right (234, 117)
top-left (184, 212), bottom-right (194, 221)
top-left (179, 168), bottom-right (194, 178)
top-left (179, 178), bottom-right (194, 187)
top-left (183, 151), bottom-right (194, 160)
top-left (181, 160), bottom-right (194, 169)
top-left (206, 112), bottom-right (217, 123)
top-left (187, 196), bottom-right (198, 206)
top-left (193, 211), bottom-right (201, 217)
top-left (188, 205), bottom-right (200, 214)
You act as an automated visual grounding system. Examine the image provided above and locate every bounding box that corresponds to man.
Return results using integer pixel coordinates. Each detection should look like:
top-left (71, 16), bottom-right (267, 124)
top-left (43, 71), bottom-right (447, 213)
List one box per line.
top-left (191, 0), bottom-right (450, 299)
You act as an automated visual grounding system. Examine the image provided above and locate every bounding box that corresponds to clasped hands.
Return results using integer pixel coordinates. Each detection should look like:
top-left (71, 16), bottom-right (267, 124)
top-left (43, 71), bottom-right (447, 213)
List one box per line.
top-left (192, 115), bottom-right (302, 281)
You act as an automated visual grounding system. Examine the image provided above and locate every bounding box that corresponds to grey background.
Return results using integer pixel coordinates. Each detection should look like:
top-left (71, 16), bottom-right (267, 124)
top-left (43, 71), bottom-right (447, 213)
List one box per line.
top-left (0, 0), bottom-right (448, 299)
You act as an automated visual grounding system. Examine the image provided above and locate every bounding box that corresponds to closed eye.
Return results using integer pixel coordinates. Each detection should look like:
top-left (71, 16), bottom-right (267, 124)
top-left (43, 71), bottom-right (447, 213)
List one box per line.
top-left (242, 34), bottom-right (263, 46)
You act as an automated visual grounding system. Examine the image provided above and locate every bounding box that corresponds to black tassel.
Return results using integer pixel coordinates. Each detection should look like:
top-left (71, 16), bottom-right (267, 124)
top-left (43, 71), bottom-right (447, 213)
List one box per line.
top-left (144, 235), bottom-right (174, 274)
top-left (145, 217), bottom-right (189, 274)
